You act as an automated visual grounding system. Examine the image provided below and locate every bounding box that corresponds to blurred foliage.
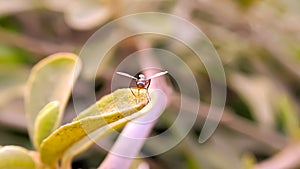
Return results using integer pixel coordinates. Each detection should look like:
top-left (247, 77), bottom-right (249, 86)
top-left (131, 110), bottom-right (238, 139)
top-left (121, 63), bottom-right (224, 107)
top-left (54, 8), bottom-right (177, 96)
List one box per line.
top-left (0, 0), bottom-right (300, 169)
top-left (0, 54), bottom-right (153, 169)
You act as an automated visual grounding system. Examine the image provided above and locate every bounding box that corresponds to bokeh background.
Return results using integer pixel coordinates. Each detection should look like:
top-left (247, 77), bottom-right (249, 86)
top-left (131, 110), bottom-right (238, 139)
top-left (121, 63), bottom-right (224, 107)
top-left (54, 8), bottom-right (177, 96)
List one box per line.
top-left (1, 0), bottom-right (300, 169)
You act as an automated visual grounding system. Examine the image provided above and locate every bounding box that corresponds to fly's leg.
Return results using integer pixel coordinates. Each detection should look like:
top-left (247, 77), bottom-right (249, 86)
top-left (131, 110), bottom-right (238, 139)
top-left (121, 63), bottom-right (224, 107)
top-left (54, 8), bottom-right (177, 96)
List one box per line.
top-left (130, 87), bottom-right (136, 97)
top-left (146, 81), bottom-right (151, 102)
top-left (144, 90), bottom-right (150, 103)
top-left (130, 87), bottom-right (138, 103)
top-left (130, 88), bottom-right (149, 103)
top-left (137, 88), bottom-right (140, 103)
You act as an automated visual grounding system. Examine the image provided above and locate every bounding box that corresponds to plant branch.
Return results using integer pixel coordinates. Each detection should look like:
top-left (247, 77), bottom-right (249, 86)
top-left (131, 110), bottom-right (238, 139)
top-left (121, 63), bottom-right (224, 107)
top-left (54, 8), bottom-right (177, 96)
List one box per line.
top-left (254, 143), bottom-right (300, 169)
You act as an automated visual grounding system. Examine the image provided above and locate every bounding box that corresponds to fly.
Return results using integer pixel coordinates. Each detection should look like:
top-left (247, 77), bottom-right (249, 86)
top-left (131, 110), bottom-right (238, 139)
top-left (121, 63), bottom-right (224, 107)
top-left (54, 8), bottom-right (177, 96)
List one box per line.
top-left (116, 71), bottom-right (168, 101)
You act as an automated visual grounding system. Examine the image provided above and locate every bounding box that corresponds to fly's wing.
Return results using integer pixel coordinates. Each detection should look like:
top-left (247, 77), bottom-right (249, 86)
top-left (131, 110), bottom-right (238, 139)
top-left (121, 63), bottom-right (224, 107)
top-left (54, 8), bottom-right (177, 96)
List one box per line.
top-left (116, 72), bottom-right (138, 80)
top-left (147, 71), bottom-right (168, 80)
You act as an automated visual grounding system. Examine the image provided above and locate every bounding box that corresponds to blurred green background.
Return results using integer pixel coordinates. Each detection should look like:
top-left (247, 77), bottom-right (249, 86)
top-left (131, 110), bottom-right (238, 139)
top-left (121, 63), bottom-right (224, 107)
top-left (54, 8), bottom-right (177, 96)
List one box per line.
top-left (0, 0), bottom-right (300, 169)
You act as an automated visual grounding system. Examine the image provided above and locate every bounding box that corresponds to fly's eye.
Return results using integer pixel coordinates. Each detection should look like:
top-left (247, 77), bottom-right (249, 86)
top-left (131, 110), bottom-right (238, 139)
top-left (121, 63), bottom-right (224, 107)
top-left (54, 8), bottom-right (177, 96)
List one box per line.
top-left (138, 74), bottom-right (145, 79)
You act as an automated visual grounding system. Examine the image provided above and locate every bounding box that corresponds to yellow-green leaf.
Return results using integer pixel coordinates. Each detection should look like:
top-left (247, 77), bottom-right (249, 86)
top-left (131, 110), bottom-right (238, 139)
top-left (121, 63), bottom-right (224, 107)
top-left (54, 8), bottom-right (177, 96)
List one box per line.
top-left (33, 101), bottom-right (60, 149)
top-left (74, 88), bottom-right (149, 121)
top-left (0, 146), bottom-right (37, 169)
top-left (242, 153), bottom-right (256, 169)
top-left (61, 90), bottom-right (157, 168)
top-left (40, 88), bottom-right (149, 167)
top-left (25, 53), bottom-right (81, 148)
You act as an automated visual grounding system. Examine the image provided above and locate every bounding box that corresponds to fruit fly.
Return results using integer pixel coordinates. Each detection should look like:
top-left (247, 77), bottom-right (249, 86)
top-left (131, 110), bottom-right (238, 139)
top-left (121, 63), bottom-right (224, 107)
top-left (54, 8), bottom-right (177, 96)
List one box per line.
top-left (116, 71), bottom-right (168, 101)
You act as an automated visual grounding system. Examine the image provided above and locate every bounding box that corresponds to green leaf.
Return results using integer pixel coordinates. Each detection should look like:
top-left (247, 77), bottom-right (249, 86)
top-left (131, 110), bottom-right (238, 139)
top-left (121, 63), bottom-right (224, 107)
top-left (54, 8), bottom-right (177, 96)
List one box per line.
top-left (0, 146), bottom-right (37, 169)
top-left (25, 53), bottom-right (81, 149)
top-left (33, 101), bottom-right (60, 150)
top-left (40, 88), bottom-right (149, 167)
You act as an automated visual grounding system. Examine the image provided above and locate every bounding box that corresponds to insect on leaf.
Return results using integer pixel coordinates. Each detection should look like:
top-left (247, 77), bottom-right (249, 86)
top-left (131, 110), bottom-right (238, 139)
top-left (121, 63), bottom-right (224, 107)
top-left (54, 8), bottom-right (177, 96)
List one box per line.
top-left (39, 88), bottom-right (150, 167)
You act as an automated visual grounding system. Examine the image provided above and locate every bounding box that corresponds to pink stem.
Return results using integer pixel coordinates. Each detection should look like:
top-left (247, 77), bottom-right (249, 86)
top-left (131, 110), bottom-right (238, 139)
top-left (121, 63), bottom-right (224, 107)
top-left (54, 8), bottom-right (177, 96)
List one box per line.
top-left (98, 40), bottom-right (171, 169)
